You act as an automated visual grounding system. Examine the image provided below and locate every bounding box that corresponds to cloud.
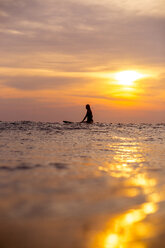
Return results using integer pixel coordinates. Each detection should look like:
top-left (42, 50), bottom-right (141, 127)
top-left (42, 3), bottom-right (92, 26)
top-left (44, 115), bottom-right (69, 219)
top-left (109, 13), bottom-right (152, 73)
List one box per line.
top-left (71, 94), bottom-right (135, 102)
top-left (0, 0), bottom-right (164, 67)
top-left (0, 75), bottom-right (89, 90)
top-left (137, 76), bottom-right (165, 92)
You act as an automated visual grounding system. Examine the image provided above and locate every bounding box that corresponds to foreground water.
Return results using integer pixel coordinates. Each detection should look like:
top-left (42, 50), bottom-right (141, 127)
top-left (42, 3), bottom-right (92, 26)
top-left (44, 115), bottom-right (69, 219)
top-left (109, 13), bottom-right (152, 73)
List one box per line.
top-left (0, 121), bottom-right (165, 248)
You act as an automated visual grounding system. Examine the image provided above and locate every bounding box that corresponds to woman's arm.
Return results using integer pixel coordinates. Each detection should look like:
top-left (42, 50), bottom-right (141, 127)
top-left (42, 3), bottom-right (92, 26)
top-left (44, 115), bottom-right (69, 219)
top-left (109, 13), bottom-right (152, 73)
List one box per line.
top-left (81, 112), bottom-right (87, 122)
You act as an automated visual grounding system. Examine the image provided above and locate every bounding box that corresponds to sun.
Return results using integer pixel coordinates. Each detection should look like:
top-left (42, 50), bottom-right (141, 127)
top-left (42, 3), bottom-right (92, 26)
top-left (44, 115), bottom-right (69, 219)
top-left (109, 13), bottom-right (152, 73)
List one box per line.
top-left (114, 70), bottom-right (144, 86)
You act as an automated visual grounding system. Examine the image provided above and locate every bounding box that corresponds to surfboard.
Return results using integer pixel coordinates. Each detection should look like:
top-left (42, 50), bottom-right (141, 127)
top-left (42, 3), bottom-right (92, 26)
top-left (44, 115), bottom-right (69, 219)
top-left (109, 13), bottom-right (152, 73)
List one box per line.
top-left (63, 121), bottom-right (75, 124)
top-left (63, 121), bottom-right (93, 124)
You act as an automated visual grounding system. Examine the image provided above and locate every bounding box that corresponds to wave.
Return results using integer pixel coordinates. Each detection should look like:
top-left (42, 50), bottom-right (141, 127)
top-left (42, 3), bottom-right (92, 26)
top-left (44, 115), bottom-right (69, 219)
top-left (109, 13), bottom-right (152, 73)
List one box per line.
top-left (0, 121), bottom-right (165, 131)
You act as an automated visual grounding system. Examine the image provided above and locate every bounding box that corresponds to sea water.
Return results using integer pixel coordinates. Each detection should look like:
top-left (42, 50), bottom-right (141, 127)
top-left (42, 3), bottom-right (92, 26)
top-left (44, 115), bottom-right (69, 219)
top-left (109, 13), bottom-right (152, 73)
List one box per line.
top-left (0, 121), bottom-right (165, 248)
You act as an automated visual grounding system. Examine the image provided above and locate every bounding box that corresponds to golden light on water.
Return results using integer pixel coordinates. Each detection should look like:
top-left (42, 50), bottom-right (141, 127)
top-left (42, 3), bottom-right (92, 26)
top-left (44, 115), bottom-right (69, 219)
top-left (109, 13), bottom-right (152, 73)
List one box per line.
top-left (93, 199), bottom-right (158, 248)
top-left (105, 234), bottom-right (119, 248)
top-left (99, 198), bottom-right (158, 248)
top-left (93, 139), bottom-right (161, 248)
top-left (114, 71), bottom-right (144, 86)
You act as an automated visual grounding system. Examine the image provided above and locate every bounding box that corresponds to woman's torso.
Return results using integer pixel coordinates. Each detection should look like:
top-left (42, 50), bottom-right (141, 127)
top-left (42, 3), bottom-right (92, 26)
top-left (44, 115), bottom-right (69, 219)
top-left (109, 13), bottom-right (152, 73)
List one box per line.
top-left (87, 110), bottom-right (93, 123)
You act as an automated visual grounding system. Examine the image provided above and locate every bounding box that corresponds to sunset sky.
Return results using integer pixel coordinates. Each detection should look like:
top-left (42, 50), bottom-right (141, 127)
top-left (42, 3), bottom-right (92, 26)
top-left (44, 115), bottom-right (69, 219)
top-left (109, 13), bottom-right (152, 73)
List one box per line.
top-left (0, 0), bottom-right (164, 122)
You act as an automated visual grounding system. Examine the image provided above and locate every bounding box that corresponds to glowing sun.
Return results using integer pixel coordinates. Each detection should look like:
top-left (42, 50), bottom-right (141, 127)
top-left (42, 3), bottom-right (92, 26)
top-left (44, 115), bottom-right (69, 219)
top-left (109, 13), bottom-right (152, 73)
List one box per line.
top-left (114, 70), bottom-right (144, 86)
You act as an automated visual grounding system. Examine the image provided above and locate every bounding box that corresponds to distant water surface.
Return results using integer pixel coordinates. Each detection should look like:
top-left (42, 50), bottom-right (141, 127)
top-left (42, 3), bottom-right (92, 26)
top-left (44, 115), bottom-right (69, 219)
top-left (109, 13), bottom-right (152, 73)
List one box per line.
top-left (0, 121), bottom-right (165, 248)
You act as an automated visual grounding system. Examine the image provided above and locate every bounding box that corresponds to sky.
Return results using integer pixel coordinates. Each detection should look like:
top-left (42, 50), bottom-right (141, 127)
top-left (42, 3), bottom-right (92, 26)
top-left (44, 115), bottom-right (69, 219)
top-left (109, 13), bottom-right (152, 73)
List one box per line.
top-left (0, 0), bottom-right (165, 122)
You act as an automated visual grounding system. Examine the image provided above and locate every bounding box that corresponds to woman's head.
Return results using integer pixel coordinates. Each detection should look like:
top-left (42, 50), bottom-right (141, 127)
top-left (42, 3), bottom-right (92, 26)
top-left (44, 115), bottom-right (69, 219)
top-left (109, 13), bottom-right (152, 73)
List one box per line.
top-left (86, 104), bottom-right (91, 110)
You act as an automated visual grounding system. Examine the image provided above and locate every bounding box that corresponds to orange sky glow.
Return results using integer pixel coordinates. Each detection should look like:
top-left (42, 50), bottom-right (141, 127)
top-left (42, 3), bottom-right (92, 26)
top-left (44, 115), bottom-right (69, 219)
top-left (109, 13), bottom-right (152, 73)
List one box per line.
top-left (0, 0), bottom-right (164, 122)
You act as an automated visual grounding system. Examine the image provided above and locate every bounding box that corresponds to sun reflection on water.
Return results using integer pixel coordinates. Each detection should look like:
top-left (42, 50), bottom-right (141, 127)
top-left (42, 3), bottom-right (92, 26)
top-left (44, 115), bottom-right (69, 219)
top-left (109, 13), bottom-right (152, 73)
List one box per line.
top-left (94, 200), bottom-right (158, 248)
top-left (92, 139), bottom-right (161, 248)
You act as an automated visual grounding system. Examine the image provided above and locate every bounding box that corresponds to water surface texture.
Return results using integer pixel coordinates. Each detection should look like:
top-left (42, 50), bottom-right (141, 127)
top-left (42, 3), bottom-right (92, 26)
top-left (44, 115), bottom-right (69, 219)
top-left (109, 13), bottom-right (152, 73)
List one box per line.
top-left (0, 121), bottom-right (165, 248)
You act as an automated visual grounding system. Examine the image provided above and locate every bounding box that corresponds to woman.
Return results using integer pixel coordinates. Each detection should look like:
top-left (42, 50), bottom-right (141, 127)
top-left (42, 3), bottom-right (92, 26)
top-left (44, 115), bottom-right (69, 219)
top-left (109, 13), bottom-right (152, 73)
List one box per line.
top-left (81, 104), bottom-right (93, 123)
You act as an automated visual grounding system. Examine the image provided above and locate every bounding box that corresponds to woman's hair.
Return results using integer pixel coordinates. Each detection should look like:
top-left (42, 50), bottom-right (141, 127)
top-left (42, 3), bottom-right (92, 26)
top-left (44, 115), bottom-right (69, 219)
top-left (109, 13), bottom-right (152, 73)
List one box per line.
top-left (86, 104), bottom-right (91, 110)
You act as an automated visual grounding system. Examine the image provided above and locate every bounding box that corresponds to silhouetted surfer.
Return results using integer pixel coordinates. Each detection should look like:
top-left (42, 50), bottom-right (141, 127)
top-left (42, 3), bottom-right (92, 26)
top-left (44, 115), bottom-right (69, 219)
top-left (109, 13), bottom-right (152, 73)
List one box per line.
top-left (81, 104), bottom-right (93, 123)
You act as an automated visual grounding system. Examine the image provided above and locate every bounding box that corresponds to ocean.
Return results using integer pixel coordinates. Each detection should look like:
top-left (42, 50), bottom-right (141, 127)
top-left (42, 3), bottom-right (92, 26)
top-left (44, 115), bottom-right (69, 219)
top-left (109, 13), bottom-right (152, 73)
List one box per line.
top-left (0, 121), bottom-right (165, 248)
